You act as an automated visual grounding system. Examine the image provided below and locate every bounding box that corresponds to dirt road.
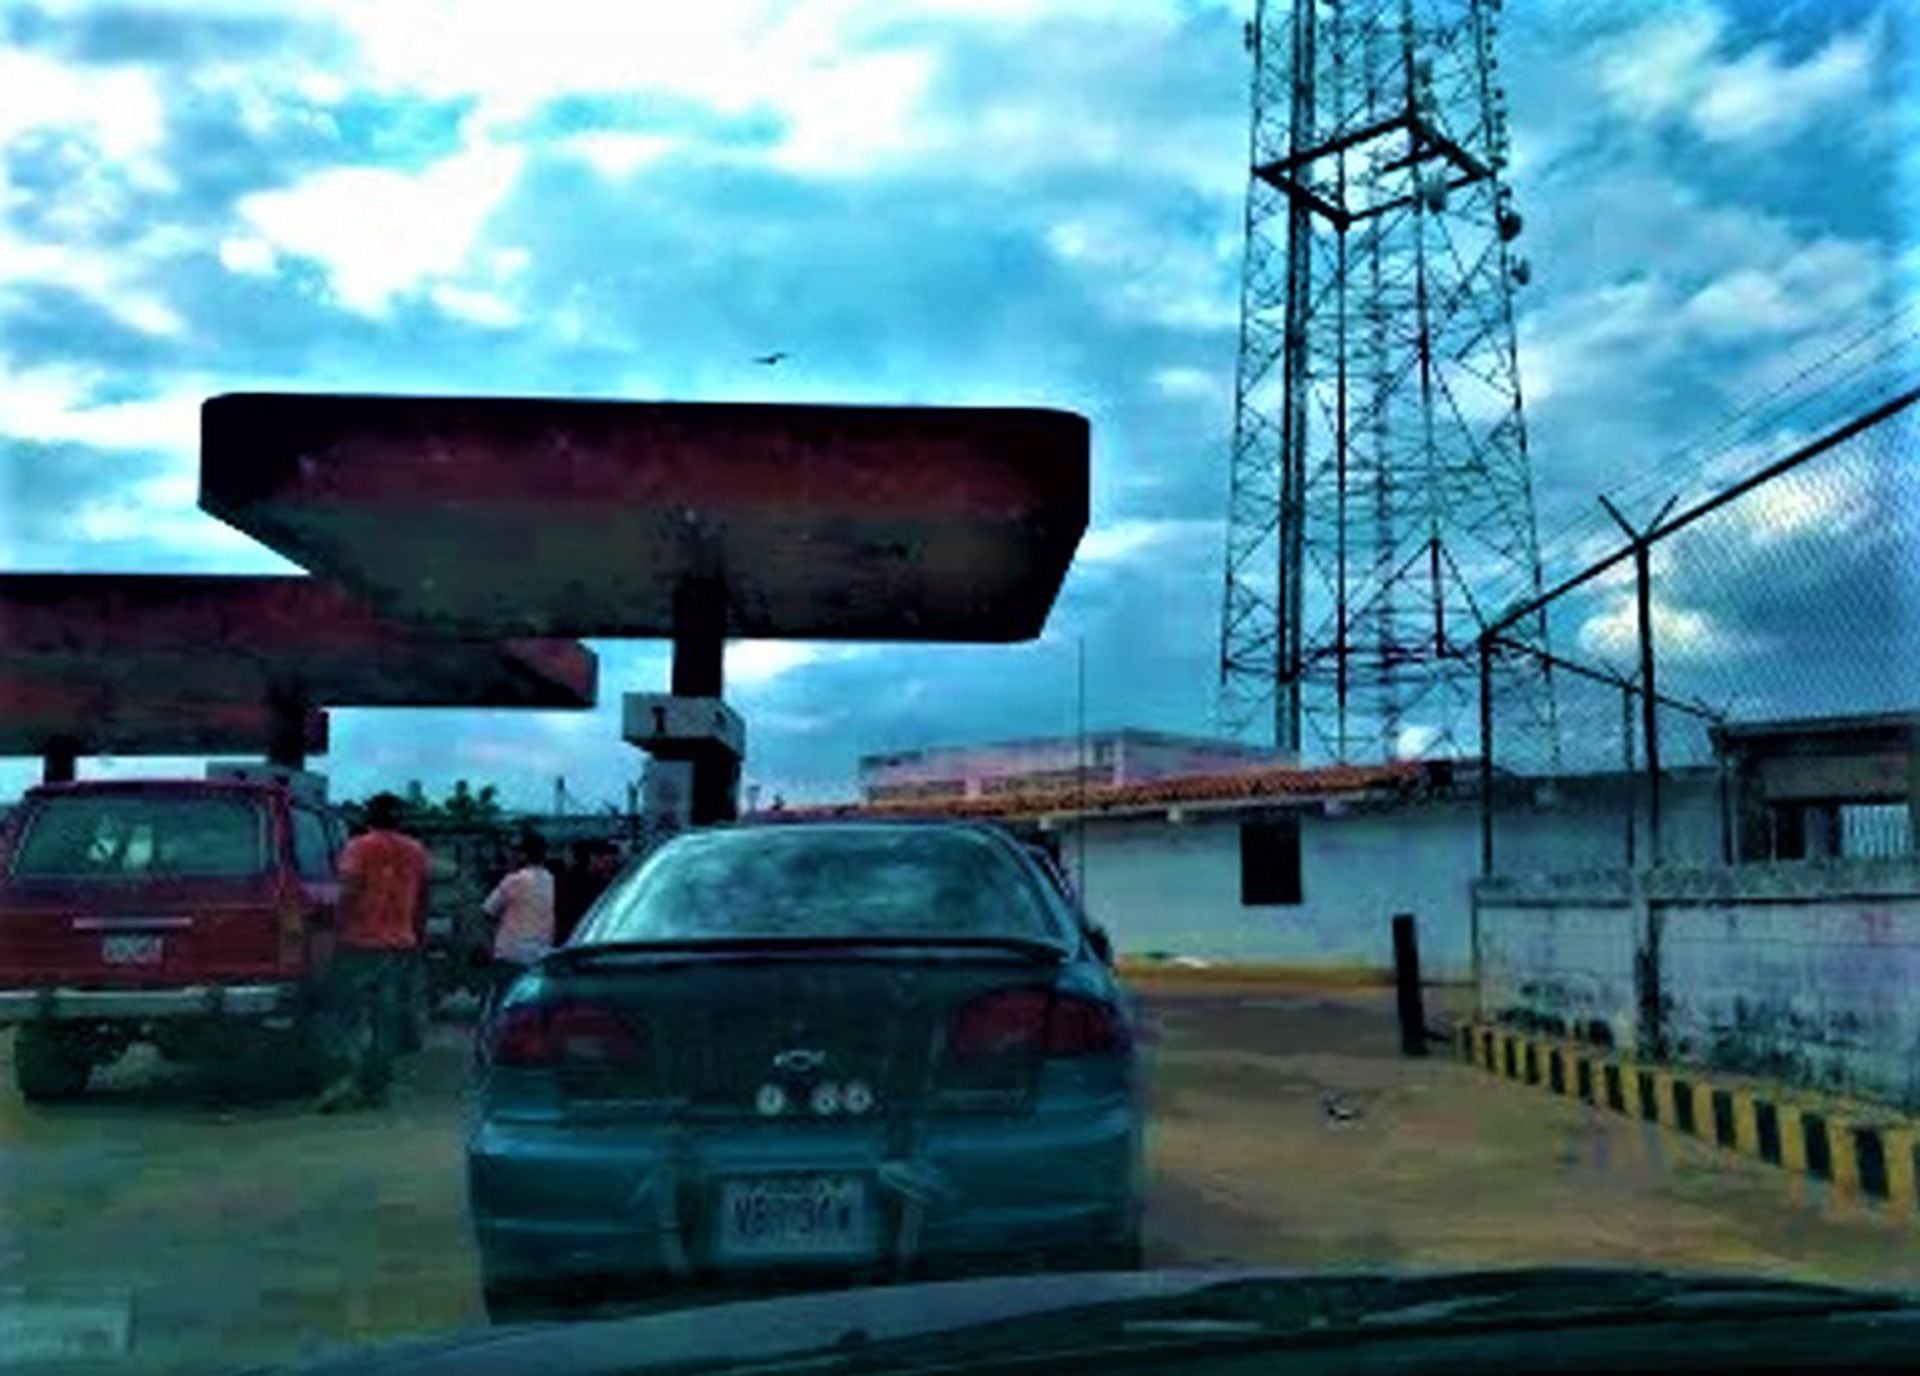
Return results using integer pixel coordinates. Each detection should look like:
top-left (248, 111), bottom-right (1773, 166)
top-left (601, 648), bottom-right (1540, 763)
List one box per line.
top-left (0, 988), bottom-right (1912, 1372)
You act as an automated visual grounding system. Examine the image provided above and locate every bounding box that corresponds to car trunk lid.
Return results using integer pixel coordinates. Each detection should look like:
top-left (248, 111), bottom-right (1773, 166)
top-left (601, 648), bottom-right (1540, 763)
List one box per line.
top-left (493, 938), bottom-right (1079, 1122)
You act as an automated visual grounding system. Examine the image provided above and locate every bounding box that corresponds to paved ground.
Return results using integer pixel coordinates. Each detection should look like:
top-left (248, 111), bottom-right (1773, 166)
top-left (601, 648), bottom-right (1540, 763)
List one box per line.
top-left (1, 986), bottom-right (1914, 1372)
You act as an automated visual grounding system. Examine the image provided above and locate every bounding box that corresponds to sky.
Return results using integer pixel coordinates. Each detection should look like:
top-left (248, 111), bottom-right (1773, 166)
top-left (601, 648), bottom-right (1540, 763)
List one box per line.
top-left (0, 0), bottom-right (1913, 808)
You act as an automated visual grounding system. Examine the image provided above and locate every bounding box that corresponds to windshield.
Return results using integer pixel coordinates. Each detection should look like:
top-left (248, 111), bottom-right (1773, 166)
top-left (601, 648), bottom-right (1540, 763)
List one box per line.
top-left (0, 2), bottom-right (1915, 1373)
top-left (9, 795), bottom-right (268, 879)
top-left (579, 826), bottom-right (1061, 944)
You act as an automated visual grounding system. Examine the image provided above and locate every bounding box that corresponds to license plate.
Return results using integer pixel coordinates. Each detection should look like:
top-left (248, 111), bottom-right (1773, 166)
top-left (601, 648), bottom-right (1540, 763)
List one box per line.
top-left (100, 935), bottom-right (163, 966)
top-left (716, 1174), bottom-right (875, 1261)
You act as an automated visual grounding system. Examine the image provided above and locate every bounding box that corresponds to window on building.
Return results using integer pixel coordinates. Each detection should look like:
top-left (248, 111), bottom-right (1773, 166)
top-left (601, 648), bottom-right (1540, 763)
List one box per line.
top-left (1839, 803), bottom-right (1913, 860)
top-left (1240, 814), bottom-right (1303, 906)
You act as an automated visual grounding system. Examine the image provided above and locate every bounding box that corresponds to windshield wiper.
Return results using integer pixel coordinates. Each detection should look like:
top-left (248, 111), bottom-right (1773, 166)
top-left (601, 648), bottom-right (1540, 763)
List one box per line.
top-left (688, 1269), bottom-right (1915, 1376)
top-left (546, 933), bottom-right (1069, 968)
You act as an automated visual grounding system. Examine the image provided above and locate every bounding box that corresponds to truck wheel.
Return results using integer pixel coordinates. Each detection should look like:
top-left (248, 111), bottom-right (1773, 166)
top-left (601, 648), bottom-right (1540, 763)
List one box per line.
top-left (14, 1026), bottom-right (92, 1103)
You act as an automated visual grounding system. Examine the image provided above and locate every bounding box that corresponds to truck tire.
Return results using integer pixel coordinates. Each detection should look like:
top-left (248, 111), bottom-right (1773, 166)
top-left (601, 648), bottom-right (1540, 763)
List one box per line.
top-left (14, 1025), bottom-right (92, 1103)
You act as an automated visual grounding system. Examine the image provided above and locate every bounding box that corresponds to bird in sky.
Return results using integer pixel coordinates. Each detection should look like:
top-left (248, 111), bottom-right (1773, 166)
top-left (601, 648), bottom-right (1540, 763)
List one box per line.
top-left (753, 350), bottom-right (789, 366)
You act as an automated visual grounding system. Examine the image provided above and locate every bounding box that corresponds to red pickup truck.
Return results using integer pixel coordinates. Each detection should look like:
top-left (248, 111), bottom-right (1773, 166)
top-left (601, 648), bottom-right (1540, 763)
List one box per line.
top-left (0, 777), bottom-right (346, 1101)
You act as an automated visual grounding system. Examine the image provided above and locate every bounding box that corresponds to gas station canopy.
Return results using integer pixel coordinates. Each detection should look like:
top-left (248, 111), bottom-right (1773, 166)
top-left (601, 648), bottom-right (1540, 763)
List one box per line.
top-left (0, 573), bottom-right (596, 711)
top-left (201, 394), bottom-right (1090, 642)
top-left (0, 671), bottom-right (328, 760)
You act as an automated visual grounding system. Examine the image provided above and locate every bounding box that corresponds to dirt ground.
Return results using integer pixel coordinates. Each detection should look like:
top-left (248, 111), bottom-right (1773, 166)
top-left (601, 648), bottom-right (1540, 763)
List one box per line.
top-left (1, 986), bottom-right (1914, 1373)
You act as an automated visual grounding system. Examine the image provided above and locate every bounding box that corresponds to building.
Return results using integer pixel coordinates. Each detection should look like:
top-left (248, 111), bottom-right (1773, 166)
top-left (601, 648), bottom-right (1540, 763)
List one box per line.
top-left (859, 729), bottom-right (1287, 804)
top-left (1712, 711), bottom-right (1918, 861)
top-left (1479, 709), bottom-right (1920, 1108)
top-left (769, 754), bottom-right (1727, 980)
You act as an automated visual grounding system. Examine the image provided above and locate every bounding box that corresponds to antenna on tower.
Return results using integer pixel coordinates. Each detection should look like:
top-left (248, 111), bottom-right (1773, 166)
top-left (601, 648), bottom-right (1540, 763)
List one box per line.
top-left (1219, 0), bottom-right (1557, 765)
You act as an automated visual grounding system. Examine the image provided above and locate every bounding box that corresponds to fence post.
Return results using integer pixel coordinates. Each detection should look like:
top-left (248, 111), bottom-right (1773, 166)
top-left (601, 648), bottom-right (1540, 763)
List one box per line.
top-left (1631, 870), bottom-right (1665, 1061)
top-left (1393, 913), bottom-right (1428, 1057)
top-left (1621, 681), bottom-right (1636, 869)
top-left (1600, 495), bottom-right (1667, 869)
top-left (1478, 636), bottom-right (1494, 878)
top-left (1717, 740), bottom-right (1734, 865)
top-left (1633, 539), bottom-right (1663, 865)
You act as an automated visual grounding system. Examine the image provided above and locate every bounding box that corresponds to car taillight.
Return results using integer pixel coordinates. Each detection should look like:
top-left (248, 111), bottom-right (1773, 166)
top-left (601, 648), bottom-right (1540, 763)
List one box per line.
top-left (947, 987), bottom-right (1129, 1060)
top-left (488, 1001), bottom-right (646, 1068)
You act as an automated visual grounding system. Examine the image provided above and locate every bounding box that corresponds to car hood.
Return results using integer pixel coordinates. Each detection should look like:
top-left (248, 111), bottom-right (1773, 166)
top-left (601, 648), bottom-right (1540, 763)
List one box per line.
top-left (250, 1265), bottom-right (1916, 1376)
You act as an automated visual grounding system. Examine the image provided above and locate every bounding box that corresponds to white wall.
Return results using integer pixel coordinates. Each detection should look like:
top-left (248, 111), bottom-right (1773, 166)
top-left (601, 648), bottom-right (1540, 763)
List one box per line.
top-left (1070, 780), bottom-right (1720, 978)
top-left (1477, 862), bottom-right (1920, 1109)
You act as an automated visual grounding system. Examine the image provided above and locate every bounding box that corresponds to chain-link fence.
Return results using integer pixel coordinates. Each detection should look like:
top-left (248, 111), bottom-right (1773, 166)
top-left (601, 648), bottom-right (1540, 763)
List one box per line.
top-left (1481, 386), bottom-right (1919, 877)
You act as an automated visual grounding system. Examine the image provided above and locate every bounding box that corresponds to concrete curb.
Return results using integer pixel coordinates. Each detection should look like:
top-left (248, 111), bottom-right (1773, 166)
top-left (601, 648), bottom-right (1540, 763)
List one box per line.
top-left (1457, 1022), bottom-right (1919, 1214)
top-left (1116, 961), bottom-right (1389, 987)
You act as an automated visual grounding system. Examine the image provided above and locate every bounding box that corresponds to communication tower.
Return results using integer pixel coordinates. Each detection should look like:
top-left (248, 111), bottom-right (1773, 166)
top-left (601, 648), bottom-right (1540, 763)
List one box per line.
top-left (1219, 0), bottom-right (1556, 762)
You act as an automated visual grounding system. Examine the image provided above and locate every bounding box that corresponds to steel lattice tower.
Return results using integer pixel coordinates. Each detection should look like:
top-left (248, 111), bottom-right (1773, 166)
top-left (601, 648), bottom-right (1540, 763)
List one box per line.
top-left (1219, 0), bottom-right (1555, 762)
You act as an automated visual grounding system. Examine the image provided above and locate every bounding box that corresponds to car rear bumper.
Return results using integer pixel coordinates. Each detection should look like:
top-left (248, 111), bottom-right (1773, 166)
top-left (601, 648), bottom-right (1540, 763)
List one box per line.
top-left (469, 1097), bottom-right (1143, 1294)
top-left (0, 983), bottom-right (298, 1023)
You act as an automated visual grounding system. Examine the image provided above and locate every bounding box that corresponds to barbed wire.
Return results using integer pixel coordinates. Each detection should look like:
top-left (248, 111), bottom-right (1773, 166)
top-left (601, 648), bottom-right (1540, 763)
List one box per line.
top-left (1490, 303), bottom-right (1920, 621)
top-left (1487, 390), bottom-right (1917, 868)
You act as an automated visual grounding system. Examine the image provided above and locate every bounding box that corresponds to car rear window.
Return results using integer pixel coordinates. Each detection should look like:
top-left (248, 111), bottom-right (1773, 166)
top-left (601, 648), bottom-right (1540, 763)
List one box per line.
top-left (582, 826), bottom-right (1061, 944)
top-left (10, 794), bottom-right (269, 879)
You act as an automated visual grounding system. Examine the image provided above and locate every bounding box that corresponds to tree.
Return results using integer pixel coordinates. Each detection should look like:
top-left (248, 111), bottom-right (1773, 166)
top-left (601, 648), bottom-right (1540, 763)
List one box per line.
top-left (446, 779), bottom-right (475, 823)
top-left (476, 784), bottom-right (501, 820)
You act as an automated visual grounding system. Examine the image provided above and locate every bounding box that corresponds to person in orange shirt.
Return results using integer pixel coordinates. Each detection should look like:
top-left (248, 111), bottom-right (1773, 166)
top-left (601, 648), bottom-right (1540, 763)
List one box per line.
top-left (317, 791), bottom-right (431, 1112)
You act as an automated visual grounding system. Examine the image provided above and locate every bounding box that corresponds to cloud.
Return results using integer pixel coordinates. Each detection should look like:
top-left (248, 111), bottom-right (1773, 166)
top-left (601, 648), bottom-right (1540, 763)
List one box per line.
top-left (1151, 365), bottom-right (1227, 402)
top-left (1044, 207), bottom-right (1240, 330)
top-left (1721, 461), bottom-right (1881, 551)
top-left (0, 365), bottom-right (202, 454)
top-left (216, 235), bottom-right (276, 275)
top-left (0, 226), bottom-right (184, 338)
top-left (1577, 594), bottom-right (1758, 664)
top-left (1691, 25), bottom-right (1875, 144)
top-left (428, 282), bottom-right (520, 328)
top-left (724, 642), bottom-right (875, 690)
top-left (1596, 4), bottom-right (1880, 147)
top-left (230, 143), bottom-right (525, 314)
top-left (0, 46), bottom-right (167, 168)
top-left (1076, 517), bottom-right (1217, 567)
top-left (555, 132), bottom-right (681, 178)
top-left (1596, 8), bottom-right (1727, 121)
top-left (1683, 237), bottom-right (1889, 338)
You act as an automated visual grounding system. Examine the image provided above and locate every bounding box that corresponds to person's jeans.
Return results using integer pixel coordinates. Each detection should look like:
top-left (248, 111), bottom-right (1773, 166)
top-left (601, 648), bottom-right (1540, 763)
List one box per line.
top-left (320, 947), bottom-right (412, 1102)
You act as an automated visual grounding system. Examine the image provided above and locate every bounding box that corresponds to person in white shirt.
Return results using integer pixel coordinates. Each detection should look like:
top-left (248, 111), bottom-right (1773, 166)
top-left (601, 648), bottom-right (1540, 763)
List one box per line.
top-left (483, 830), bottom-right (556, 1003)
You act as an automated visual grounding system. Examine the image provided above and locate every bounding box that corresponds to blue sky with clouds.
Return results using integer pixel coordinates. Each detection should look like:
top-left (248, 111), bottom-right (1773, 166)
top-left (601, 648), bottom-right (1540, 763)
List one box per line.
top-left (0, 0), bottom-right (1913, 808)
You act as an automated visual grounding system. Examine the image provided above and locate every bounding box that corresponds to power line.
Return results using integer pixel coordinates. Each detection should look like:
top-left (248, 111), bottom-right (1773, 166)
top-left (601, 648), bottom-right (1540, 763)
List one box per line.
top-left (1490, 305), bottom-right (1920, 616)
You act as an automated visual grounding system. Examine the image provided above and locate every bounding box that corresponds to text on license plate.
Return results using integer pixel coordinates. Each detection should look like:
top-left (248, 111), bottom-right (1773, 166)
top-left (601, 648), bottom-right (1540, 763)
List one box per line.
top-left (100, 936), bottom-right (163, 966)
top-left (717, 1175), bottom-right (875, 1260)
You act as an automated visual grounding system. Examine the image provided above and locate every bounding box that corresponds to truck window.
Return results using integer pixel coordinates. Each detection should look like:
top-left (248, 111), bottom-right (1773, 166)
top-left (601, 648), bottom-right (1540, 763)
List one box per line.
top-left (11, 795), bottom-right (268, 878)
top-left (292, 807), bottom-right (336, 881)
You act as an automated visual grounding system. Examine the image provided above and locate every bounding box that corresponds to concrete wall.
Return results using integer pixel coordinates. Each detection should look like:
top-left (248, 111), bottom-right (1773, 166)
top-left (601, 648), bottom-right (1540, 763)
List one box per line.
top-left (1476, 861), bottom-right (1920, 1109)
top-left (1074, 806), bottom-right (1487, 973)
top-left (1069, 774), bottom-right (1722, 980)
